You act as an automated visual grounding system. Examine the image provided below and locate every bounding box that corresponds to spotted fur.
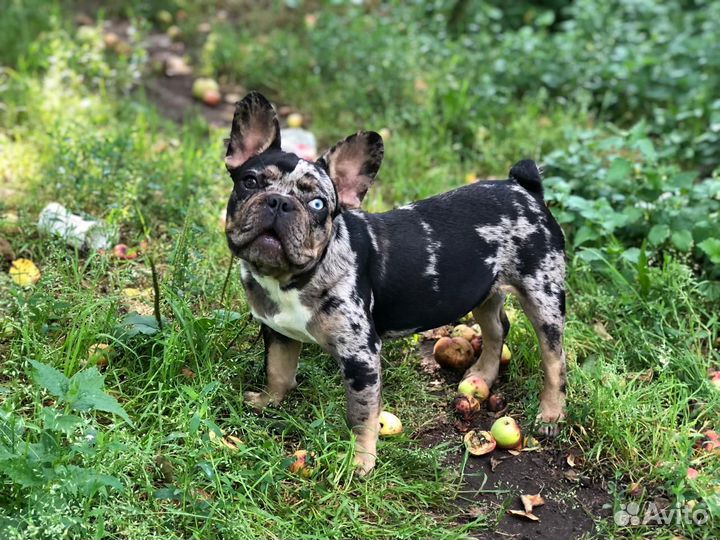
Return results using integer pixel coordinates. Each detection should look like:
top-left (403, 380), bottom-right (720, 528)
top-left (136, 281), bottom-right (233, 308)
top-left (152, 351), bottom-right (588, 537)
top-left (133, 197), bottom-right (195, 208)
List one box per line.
top-left (224, 92), bottom-right (567, 475)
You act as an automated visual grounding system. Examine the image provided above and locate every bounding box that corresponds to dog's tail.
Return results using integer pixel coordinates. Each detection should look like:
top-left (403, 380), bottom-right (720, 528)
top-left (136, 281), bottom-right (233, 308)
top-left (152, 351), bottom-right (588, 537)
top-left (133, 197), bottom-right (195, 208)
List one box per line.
top-left (509, 159), bottom-right (543, 195)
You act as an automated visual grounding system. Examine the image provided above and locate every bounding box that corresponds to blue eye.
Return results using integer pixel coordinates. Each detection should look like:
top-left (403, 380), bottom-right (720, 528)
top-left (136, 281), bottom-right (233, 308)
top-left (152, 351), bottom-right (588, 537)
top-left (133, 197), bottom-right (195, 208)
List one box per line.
top-left (308, 198), bottom-right (325, 211)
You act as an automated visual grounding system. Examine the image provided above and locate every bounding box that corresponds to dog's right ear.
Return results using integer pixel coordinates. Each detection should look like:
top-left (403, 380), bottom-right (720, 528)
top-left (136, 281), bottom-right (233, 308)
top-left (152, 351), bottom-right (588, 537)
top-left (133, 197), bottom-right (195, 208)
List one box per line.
top-left (225, 92), bottom-right (281, 170)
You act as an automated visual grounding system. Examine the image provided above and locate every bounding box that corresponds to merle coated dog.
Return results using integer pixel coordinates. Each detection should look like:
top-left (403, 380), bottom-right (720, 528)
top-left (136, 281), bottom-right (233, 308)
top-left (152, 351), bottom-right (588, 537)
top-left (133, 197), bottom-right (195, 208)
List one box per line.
top-left (224, 92), bottom-right (566, 475)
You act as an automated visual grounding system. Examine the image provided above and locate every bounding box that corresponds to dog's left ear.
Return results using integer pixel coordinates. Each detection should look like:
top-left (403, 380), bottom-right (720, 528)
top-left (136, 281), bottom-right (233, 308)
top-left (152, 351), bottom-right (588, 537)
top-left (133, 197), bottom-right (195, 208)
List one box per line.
top-left (317, 131), bottom-right (384, 210)
top-left (225, 92), bottom-right (281, 170)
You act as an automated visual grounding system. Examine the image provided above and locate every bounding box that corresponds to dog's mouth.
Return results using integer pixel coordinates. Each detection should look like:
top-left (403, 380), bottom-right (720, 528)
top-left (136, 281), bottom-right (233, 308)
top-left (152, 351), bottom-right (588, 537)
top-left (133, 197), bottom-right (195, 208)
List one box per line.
top-left (252, 230), bottom-right (284, 255)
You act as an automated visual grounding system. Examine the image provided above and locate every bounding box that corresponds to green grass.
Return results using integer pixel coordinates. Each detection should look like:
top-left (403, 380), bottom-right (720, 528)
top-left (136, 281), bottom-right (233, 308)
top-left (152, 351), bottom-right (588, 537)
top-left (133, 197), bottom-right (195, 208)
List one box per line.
top-left (0, 3), bottom-right (719, 539)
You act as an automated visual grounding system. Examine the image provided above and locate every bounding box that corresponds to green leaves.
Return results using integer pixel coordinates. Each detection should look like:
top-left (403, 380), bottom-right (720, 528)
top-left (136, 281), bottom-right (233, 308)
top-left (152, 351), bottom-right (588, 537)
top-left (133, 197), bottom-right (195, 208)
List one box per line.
top-left (648, 224), bottom-right (670, 246)
top-left (116, 312), bottom-right (161, 338)
top-left (29, 360), bottom-right (132, 426)
top-left (698, 238), bottom-right (720, 265)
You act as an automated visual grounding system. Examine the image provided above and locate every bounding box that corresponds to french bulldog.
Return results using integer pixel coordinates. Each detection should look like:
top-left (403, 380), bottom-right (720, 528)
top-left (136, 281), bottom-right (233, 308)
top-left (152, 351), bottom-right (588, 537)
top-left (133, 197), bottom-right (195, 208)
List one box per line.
top-left (224, 92), bottom-right (566, 475)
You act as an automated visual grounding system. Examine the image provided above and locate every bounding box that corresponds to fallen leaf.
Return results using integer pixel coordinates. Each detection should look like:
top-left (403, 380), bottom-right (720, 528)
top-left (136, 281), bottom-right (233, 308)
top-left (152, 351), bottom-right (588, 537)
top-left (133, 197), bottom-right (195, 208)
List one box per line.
top-left (490, 455), bottom-right (505, 472)
top-left (181, 367), bottom-right (196, 379)
top-left (226, 435), bottom-right (243, 446)
top-left (508, 509), bottom-right (540, 521)
top-left (467, 505), bottom-right (486, 519)
top-left (566, 454), bottom-right (576, 467)
top-left (521, 494), bottom-right (545, 513)
top-left (507, 449), bottom-right (521, 456)
top-left (9, 258), bottom-right (41, 287)
top-left (522, 435), bottom-right (541, 450)
top-left (628, 482), bottom-right (643, 497)
top-left (563, 469), bottom-right (580, 482)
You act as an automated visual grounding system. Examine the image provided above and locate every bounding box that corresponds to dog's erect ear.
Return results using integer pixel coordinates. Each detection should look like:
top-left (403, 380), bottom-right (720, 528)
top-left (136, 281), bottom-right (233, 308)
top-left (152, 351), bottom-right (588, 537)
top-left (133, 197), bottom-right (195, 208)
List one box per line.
top-left (225, 92), bottom-right (281, 170)
top-left (317, 131), bottom-right (384, 210)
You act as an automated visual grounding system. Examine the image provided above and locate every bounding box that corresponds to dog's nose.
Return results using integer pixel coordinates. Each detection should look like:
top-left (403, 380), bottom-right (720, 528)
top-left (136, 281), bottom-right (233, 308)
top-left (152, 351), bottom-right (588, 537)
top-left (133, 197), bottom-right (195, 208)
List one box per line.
top-left (267, 194), bottom-right (296, 213)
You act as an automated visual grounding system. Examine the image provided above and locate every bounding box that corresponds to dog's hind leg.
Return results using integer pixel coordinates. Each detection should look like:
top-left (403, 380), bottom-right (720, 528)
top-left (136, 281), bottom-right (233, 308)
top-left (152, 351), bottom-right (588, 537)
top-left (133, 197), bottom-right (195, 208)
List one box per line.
top-left (513, 277), bottom-right (567, 438)
top-left (463, 291), bottom-right (508, 388)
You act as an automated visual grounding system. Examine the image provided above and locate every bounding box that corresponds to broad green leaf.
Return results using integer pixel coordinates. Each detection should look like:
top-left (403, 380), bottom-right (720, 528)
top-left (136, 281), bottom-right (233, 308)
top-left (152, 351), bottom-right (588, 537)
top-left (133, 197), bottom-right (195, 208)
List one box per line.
top-left (670, 230), bottom-right (693, 252)
top-left (647, 224), bottom-right (670, 246)
top-left (698, 238), bottom-right (720, 264)
top-left (29, 360), bottom-right (69, 399)
top-left (117, 312), bottom-right (160, 337)
top-left (573, 225), bottom-right (600, 247)
top-left (68, 368), bottom-right (133, 425)
top-left (621, 248), bottom-right (641, 264)
top-left (606, 157), bottom-right (633, 183)
top-left (634, 139), bottom-right (657, 162)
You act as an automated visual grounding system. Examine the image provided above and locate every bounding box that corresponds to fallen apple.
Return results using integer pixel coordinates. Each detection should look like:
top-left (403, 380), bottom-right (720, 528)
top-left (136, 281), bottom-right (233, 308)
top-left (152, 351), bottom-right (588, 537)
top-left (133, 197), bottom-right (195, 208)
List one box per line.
top-left (378, 411), bottom-right (403, 436)
top-left (288, 449), bottom-right (314, 477)
top-left (500, 343), bottom-right (512, 366)
top-left (202, 89), bottom-right (222, 107)
top-left (9, 258), bottom-right (41, 287)
top-left (710, 370), bottom-right (720, 390)
top-left (458, 375), bottom-right (490, 402)
top-left (487, 393), bottom-right (506, 412)
top-left (287, 113), bottom-right (303, 128)
top-left (686, 467), bottom-right (699, 481)
top-left (464, 430), bottom-right (496, 456)
top-left (700, 430), bottom-right (720, 453)
top-left (491, 416), bottom-right (522, 449)
top-left (453, 394), bottom-right (480, 420)
top-left (434, 337), bottom-right (475, 371)
top-left (451, 324), bottom-right (478, 342)
top-left (470, 335), bottom-right (482, 356)
top-left (192, 78), bottom-right (219, 100)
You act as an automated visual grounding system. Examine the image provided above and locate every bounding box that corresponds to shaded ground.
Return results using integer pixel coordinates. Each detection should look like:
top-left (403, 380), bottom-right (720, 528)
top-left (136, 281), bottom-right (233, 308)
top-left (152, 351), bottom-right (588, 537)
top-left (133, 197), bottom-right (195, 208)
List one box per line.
top-left (415, 339), bottom-right (612, 539)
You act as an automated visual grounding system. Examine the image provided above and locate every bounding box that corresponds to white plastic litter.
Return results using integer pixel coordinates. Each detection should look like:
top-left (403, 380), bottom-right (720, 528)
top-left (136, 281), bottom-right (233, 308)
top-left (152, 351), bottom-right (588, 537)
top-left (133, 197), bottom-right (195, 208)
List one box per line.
top-left (37, 202), bottom-right (114, 250)
top-left (281, 128), bottom-right (317, 161)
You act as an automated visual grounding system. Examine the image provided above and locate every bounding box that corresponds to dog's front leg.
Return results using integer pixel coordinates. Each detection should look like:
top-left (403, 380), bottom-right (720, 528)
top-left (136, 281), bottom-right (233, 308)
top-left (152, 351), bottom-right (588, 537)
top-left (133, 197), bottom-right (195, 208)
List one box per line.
top-left (340, 348), bottom-right (383, 476)
top-left (244, 325), bottom-right (302, 411)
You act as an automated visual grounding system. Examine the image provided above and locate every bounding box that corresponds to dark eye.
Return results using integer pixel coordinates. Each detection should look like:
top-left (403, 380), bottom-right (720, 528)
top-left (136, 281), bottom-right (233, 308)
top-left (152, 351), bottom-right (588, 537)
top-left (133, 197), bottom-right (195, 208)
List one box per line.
top-left (243, 176), bottom-right (258, 189)
top-left (308, 198), bottom-right (325, 211)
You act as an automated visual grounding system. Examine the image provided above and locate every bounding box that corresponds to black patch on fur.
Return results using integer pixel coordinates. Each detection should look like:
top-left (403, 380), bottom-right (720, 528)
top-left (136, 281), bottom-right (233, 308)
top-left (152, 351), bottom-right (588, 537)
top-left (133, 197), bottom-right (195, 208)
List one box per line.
top-left (342, 356), bottom-right (379, 392)
top-left (320, 296), bottom-right (343, 314)
top-left (558, 290), bottom-right (566, 318)
top-left (542, 323), bottom-right (561, 350)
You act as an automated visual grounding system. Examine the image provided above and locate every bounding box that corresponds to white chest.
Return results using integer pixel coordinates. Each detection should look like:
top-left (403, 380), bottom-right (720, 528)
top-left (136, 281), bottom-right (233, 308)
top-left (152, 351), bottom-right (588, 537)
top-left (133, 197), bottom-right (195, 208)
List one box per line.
top-left (245, 270), bottom-right (317, 344)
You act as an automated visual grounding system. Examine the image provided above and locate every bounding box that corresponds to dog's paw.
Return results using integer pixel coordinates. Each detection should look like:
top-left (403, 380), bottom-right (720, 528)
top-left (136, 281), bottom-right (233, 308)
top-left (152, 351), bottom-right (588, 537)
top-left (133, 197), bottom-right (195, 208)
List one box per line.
top-left (353, 451), bottom-right (377, 477)
top-left (535, 411), bottom-right (565, 439)
top-left (244, 391), bottom-right (272, 411)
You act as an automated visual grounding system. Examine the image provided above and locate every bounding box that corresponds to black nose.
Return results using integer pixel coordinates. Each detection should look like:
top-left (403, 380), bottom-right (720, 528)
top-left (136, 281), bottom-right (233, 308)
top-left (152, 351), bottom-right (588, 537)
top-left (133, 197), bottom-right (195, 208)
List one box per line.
top-left (266, 194), bottom-right (296, 213)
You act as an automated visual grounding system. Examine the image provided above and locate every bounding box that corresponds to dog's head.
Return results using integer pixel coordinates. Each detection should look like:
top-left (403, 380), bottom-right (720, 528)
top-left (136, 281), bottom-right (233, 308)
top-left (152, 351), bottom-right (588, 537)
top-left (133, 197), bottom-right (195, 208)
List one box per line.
top-left (224, 92), bottom-right (383, 278)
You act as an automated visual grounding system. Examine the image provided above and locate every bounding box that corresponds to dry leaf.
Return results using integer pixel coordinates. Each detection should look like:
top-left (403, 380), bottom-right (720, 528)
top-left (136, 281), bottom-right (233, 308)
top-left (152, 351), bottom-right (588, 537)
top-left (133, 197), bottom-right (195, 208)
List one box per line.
top-left (593, 321), bottom-right (613, 341)
top-left (522, 435), bottom-right (541, 451)
top-left (490, 455), bottom-right (504, 472)
top-left (467, 506), bottom-right (486, 519)
top-left (507, 449), bottom-right (521, 456)
top-left (226, 435), bottom-right (243, 446)
top-left (521, 494), bottom-right (545, 513)
top-left (563, 469), bottom-right (580, 482)
top-left (9, 258), bottom-right (41, 287)
top-left (508, 509), bottom-right (540, 521)
top-left (220, 437), bottom-right (238, 450)
top-left (566, 453), bottom-right (576, 467)
top-left (181, 367), bottom-right (196, 379)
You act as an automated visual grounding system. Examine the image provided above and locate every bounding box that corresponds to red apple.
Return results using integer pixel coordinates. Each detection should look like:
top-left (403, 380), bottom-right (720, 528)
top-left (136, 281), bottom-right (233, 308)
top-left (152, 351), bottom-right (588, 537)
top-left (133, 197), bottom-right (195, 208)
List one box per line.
top-left (453, 395), bottom-right (480, 421)
top-left (487, 393), bottom-right (506, 412)
top-left (458, 376), bottom-right (490, 402)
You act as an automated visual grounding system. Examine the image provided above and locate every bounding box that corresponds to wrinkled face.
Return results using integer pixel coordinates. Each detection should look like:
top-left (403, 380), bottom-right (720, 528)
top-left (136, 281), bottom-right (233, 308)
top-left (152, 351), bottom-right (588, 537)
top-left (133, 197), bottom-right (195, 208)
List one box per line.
top-left (223, 92), bottom-right (383, 279)
top-left (226, 150), bottom-right (338, 277)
